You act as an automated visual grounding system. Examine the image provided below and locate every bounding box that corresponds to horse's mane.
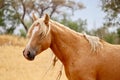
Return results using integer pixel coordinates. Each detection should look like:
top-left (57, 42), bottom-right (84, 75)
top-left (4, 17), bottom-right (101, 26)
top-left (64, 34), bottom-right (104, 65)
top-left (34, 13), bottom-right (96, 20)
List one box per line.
top-left (83, 33), bottom-right (103, 53)
top-left (50, 20), bottom-right (103, 53)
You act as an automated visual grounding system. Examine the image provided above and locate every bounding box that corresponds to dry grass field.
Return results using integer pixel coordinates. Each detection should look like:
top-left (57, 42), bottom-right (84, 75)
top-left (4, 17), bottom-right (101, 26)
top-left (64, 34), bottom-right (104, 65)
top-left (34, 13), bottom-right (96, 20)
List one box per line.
top-left (0, 35), bottom-right (67, 80)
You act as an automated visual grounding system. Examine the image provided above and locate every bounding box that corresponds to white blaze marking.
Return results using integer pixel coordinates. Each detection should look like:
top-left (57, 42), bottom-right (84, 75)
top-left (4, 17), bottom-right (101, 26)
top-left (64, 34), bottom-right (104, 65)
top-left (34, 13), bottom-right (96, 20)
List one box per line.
top-left (26, 26), bottom-right (39, 51)
top-left (32, 26), bottom-right (39, 35)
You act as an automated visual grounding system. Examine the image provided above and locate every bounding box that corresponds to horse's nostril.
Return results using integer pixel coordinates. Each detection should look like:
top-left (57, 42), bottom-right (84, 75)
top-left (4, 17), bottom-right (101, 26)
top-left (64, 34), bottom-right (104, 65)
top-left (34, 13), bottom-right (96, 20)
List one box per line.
top-left (23, 49), bottom-right (35, 60)
top-left (27, 51), bottom-right (31, 57)
top-left (26, 51), bottom-right (35, 60)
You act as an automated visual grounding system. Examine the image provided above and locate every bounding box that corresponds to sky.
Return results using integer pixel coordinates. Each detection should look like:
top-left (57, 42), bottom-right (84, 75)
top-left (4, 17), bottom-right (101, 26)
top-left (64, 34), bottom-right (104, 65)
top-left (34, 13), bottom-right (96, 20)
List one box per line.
top-left (72, 0), bottom-right (106, 30)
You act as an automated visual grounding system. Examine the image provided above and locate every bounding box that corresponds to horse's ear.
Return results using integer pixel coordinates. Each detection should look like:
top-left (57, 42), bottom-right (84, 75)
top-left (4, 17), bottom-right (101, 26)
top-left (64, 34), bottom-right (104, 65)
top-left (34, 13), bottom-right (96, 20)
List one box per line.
top-left (44, 14), bottom-right (50, 26)
top-left (32, 13), bottom-right (38, 21)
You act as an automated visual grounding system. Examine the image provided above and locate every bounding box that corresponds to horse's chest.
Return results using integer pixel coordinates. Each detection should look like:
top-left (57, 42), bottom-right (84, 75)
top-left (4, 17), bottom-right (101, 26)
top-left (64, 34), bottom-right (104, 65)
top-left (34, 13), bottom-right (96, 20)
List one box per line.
top-left (64, 66), bottom-right (78, 80)
top-left (64, 62), bottom-right (83, 80)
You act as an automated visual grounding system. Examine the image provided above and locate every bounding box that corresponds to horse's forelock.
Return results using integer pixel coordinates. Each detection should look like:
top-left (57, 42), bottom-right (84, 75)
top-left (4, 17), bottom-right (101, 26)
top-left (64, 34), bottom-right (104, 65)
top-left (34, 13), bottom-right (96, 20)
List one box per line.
top-left (27, 18), bottom-right (50, 39)
top-left (27, 19), bottom-right (43, 37)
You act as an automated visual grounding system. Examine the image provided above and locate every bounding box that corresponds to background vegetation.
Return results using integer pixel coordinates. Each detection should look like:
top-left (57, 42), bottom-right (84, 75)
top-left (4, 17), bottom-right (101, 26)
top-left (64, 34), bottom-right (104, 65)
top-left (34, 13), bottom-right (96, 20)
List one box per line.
top-left (0, 0), bottom-right (120, 44)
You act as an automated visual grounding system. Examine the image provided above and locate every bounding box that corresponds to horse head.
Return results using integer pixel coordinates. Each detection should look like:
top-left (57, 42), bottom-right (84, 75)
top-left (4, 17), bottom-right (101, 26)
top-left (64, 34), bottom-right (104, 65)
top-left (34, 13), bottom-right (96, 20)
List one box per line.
top-left (23, 14), bottom-right (51, 60)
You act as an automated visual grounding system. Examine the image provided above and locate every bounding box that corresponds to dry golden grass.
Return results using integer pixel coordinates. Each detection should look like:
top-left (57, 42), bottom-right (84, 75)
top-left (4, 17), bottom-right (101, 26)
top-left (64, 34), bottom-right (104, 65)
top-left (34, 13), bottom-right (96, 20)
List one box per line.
top-left (0, 35), bottom-right (67, 80)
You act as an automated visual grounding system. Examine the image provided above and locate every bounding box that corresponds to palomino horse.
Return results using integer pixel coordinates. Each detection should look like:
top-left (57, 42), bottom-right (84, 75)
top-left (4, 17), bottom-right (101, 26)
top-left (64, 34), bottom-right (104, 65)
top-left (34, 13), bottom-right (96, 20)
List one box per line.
top-left (23, 14), bottom-right (120, 80)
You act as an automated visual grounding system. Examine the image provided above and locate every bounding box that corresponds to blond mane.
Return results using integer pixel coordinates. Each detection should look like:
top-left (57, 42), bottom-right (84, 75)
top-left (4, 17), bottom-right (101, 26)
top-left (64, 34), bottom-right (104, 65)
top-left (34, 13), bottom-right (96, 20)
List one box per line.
top-left (50, 20), bottom-right (103, 53)
top-left (83, 33), bottom-right (103, 53)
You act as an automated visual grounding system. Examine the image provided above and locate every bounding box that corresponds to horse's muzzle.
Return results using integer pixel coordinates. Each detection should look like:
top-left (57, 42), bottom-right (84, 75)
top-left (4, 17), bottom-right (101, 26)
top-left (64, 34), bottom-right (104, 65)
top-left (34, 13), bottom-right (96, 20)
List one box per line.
top-left (23, 49), bottom-right (35, 61)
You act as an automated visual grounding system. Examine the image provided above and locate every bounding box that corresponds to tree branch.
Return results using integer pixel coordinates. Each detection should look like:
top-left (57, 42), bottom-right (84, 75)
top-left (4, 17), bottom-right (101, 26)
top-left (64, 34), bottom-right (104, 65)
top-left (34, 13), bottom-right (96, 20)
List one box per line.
top-left (50, 5), bottom-right (57, 17)
top-left (21, 0), bottom-right (26, 20)
top-left (12, 1), bottom-right (28, 32)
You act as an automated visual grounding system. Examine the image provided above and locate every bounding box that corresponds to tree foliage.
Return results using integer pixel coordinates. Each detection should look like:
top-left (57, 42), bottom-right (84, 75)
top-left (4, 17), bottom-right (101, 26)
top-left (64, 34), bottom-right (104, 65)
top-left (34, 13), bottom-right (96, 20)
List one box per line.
top-left (117, 28), bottom-right (120, 43)
top-left (100, 0), bottom-right (120, 44)
top-left (0, 0), bottom-right (20, 34)
top-left (101, 0), bottom-right (120, 27)
top-left (60, 17), bottom-right (87, 32)
top-left (0, 0), bottom-right (85, 34)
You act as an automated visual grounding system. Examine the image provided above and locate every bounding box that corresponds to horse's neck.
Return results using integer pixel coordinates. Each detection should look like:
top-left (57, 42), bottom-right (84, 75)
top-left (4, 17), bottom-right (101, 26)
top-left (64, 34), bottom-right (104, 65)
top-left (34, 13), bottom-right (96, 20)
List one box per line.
top-left (50, 21), bottom-right (89, 65)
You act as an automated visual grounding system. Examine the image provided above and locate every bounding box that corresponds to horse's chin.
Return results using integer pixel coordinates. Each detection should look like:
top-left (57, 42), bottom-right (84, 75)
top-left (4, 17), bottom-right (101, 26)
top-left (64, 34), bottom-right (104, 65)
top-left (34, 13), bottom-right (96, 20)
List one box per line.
top-left (26, 57), bottom-right (35, 61)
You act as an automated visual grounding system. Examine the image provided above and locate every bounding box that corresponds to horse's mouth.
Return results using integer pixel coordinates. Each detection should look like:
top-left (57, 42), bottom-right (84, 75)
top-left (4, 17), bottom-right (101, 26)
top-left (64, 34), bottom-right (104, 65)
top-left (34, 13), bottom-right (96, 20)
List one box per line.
top-left (26, 57), bottom-right (35, 61)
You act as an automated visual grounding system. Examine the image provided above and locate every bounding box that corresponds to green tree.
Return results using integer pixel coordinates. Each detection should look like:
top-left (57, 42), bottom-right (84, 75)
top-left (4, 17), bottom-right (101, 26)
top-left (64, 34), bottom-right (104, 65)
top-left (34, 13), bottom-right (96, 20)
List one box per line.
top-left (90, 26), bottom-right (119, 44)
top-left (0, 0), bottom-right (20, 34)
top-left (100, 0), bottom-right (120, 44)
top-left (0, 0), bottom-right (85, 35)
top-left (101, 0), bottom-right (120, 27)
top-left (104, 32), bottom-right (118, 44)
top-left (117, 28), bottom-right (120, 43)
top-left (57, 14), bottom-right (87, 32)
top-left (60, 19), bottom-right (87, 32)
top-left (0, 9), bottom-right (5, 34)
